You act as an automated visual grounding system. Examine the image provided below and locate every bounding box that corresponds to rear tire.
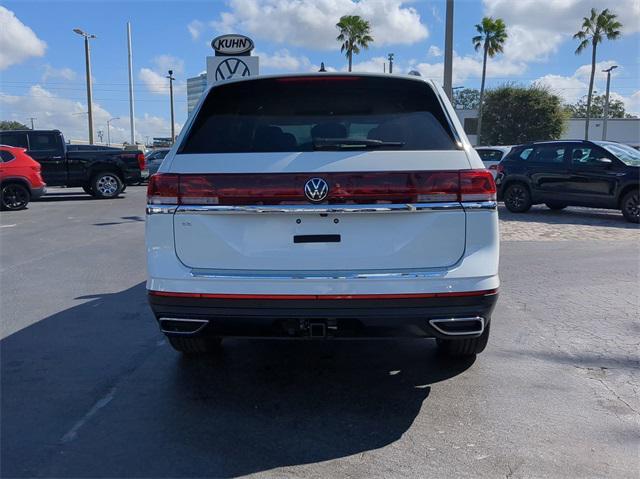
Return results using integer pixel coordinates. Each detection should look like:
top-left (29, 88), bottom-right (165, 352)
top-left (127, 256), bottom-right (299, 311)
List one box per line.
top-left (168, 336), bottom-right (222, 355)
top-left (91, 172), bottom-right (123, 199)
top-left (1, 183), bottom-right (30, 210)
top-left (504, 183), bottom-right (532, 213)
top-left (436, 323), bottom-right (491, 357)
top-left (545, 202), bottom-right (566, 210)
top-left (621, 190), bottom-right (639, 223)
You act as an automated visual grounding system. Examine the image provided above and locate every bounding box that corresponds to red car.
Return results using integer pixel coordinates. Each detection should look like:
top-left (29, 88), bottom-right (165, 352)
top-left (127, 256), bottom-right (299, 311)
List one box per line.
top-left (0, 145), bottom-right (46, 210)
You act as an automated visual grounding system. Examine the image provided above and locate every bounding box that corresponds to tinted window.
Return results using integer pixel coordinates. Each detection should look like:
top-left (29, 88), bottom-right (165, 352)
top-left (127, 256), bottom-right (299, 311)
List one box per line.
top-left (518, 148), bottom-right (533, 160)
top-left (0, 150), bottom-right (16, 162)
top-left (530, 145), bottom-right (566, 164)
top-left (181, 76), bottom-right (457, 154)
top-left (463, 118), bottom-right (478, 135)
top-left (28, 132), bottom-right (57, 151)
top-left (0, 132), bottom-right (28, 149)
top-left (597, 142), bottom-right (640, 166)
top-left (476, 149), bottom-right (503, 161)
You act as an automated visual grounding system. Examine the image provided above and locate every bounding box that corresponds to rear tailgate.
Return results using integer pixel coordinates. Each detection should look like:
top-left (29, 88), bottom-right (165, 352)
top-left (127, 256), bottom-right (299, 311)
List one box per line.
top-left (168, 150), bottom-right (471, 271)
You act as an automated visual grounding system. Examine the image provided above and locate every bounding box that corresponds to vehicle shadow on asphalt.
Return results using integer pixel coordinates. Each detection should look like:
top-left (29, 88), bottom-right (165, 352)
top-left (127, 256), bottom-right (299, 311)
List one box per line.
top-left (497, 205), bottom-right (637, 229)
top-left (0, 282), bottom-right (475, 478)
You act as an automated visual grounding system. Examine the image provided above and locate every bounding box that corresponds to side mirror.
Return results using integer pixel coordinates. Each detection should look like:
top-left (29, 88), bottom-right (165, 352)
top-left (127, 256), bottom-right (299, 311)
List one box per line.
top-left (596, 158), bottom-right (612, 164)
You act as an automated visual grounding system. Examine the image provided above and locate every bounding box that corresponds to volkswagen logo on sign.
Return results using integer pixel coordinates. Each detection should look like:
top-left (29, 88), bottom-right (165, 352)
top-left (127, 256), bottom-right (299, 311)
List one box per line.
top-left (215, 58), bottom-right (251, 81)
top-left (304, 178), bottom-right (329, 202)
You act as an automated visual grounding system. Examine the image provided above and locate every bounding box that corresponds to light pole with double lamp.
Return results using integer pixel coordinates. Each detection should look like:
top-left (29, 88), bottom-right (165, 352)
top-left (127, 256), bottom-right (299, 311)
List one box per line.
top-left (73, 28), bottom-right (97, 144)
top-left (602, 65), bottom-right (618, 141)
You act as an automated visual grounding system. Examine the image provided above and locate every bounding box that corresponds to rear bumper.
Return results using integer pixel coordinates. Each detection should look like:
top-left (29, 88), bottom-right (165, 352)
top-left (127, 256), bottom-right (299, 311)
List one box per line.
top-left (30, 185), bottom-right (46, 199)
top-left (148, 289), bottom-right (498, 339)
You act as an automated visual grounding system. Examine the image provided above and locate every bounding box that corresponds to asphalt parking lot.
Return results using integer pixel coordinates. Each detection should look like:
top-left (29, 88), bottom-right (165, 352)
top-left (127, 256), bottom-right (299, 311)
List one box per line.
top-left (1, 186), bottom-right (638, 478)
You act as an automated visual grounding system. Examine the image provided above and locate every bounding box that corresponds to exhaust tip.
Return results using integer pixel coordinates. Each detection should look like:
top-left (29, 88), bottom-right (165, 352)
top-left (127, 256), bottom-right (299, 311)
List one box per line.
top-left (429, 317), bottom-right (484, 336)
top-left (159, 317), bottom-right (209, 335)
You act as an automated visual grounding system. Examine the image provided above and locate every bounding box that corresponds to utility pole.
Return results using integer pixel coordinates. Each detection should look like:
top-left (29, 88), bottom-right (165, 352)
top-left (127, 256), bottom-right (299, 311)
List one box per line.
top-left (602, 65), bottom-right (617, 141)
top-left (443, 0), bottom-right (454, 100)
top-left (126, 22), bottom-right (136, 145)
top-left (73, 28), bottom-right (96, 144)
top-left (167, 70), bottom-right (176, 144)
top-left (107, 117), bottom-right (119, 146)
top-left (387, 53), bottom-right (394, 74)
top-left (28, 117), bottom-right (36, 129)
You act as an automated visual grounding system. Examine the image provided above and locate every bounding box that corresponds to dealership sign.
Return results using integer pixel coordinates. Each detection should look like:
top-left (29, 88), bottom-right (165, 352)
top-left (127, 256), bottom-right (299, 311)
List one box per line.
top-left (211, 34), bottom-right (254, 56)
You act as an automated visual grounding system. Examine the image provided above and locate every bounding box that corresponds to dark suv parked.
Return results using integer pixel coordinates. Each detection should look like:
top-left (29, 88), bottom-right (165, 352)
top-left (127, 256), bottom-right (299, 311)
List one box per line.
top-left (496, 140), bottom-right (639, 223)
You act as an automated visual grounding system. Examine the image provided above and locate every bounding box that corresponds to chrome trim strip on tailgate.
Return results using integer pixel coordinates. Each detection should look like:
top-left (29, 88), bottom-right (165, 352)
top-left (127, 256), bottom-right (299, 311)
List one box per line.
top-left (174, 202), bottom-right (462, 214)
top-left (147, 201), bottom-right (496, 215)
top-left (189, 268), bottom-right (449, 280)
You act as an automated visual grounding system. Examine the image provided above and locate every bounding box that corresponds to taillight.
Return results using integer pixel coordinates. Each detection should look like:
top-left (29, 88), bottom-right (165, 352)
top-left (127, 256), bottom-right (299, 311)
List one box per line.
top-left (147, 171), bottom-right (496, 206)
top-left (147, 173), bottom-right (179, 204)
top-left (137, 152), bottom-right (146, 171)
top-left (459, 170), bottom-right (496, 202)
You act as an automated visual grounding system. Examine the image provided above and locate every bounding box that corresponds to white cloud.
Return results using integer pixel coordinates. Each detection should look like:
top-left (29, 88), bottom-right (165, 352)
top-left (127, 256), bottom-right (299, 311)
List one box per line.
top-left (533, 60), bottom-right (623, 105)
top-left (254, 49), bottom-right (311, 72)
top-left (611, 91), bottom-right (640, 117)
top-left (349, 56), bottom-right (389, 73)
top-left (152, 54), bottom-right (184, 75)
top-left (483, 0), bottom-right (639, 63)
top-left (139, 55), bottom-right (186, 95)
top-left (212, 0), bottom-right (428, 49)
top-left (427, 45), bottom-right (442, 58)
top-left (187, 20), bottom-right (204, 40)
top-left (42, 65), bottom-right (76, 82)
top-left (414, 52), bottom-right (525, 85)
top-left (0, 84), bottom-right (180, 144)
top-left (139, 68), bottom-right (169, 95)
top-left (0, 6), bottom-right (47, 70)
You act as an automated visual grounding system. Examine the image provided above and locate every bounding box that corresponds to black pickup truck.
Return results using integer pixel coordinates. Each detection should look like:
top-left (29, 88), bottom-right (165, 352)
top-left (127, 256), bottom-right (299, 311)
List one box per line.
top-left (0, 129), bottom-right (145, 198)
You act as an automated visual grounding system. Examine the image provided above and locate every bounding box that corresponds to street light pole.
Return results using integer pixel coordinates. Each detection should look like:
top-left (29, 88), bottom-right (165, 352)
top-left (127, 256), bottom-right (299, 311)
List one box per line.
top-left (28, 117), bottom-right (36, 129)
top-left (73, 28), bottom-right (97, 145)
top-left (387, 53), bottom-right (394, 74)
top-left (602, 65), bottom-right (617, 141)
top-left (167, 70), bottom-right (176, 144)
top-left (126, 22), bottom-right (136, 145)
top-left (107, 117), bottom-right (119, 146)
top-left (443, 0), bottom-right (454, 100)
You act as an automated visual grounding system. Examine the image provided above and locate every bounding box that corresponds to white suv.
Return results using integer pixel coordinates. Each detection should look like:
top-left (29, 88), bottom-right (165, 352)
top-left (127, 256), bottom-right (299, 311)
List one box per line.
top-left (146, 73), bottom-right (499, 357)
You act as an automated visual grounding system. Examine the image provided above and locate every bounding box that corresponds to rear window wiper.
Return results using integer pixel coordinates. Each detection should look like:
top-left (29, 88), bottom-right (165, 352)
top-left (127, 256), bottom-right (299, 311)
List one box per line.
top-left (313, 138), bottom-right (405, 150)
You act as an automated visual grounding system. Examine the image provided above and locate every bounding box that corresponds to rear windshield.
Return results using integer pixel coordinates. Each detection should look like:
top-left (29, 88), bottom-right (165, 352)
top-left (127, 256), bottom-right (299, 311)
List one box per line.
top-left (179, 76), bottom-right (457, 154)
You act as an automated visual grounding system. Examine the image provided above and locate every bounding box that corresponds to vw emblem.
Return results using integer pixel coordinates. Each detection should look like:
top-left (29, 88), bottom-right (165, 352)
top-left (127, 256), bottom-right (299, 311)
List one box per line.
top-left (215, 58), bottom-right (251, 81)
top-left (304, 178), bottom-right (329, 202)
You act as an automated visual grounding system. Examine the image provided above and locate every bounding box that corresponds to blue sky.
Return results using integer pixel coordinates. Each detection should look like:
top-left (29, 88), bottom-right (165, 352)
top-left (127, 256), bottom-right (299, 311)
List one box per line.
top-left (1, 0), bottom-right (638, 144)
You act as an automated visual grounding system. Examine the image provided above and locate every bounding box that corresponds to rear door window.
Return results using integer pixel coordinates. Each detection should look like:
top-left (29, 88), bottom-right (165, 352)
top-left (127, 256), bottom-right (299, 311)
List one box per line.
top-left (180, 76), bottom-right (458, 154)
top-left (0, 150), bottom-right (16, 162)
top-left (529, 145), bottom-right (566, 164)
top-left (27, 132), bottom-right (58, 151)
top-left (0, 132), bottom-right (28, 149)
top-left (477, 149), bottom-right (503, 161)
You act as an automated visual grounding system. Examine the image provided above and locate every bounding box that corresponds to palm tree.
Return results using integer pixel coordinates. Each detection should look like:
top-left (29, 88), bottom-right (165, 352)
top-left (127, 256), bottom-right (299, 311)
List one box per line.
top-left (336, 15), bottom-right (374, 72)
top-left (472, 17), bottom-right (507, 144)
top-left (574, 8), bottom-right (622, 140)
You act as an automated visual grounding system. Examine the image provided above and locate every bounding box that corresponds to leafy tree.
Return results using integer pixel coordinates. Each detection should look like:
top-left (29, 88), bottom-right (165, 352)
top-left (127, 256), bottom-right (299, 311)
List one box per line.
top-left (565, 94), bottom-right (634, 119)
top-left (336, 15), bottom-right (374, 72)
top-left (573, 8), bottom-right (622, 139)
top-left (453, 88), bottom-right (480, 110)
top-left (472, 17), bottom-right (507, 141)
top-left (481, 85), bottom-right (566, 145)
top-left (0, 120), bottom-right (29, 130)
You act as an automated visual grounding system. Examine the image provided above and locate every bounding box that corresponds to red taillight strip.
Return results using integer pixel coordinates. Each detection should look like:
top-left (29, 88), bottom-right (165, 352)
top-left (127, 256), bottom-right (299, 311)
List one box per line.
top-left (148, 289), bottom-right (498, 300)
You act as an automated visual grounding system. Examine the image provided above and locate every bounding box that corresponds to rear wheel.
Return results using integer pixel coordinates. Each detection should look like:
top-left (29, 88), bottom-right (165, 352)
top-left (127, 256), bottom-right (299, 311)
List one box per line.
top-left (436, 323), bottom-right (491, 357)
top-left (545, 202), bottom-right (566, 210)
top-left (91, 172), bottom-right (123, 199)
top-left (503, 183), bottom-right (532, 213)
top-left (168, 336), bottom-right (222, 355)
top-left (621, 189), bottom-right (639, 223)
top-left (1, 183), bottom-right (30, 210)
